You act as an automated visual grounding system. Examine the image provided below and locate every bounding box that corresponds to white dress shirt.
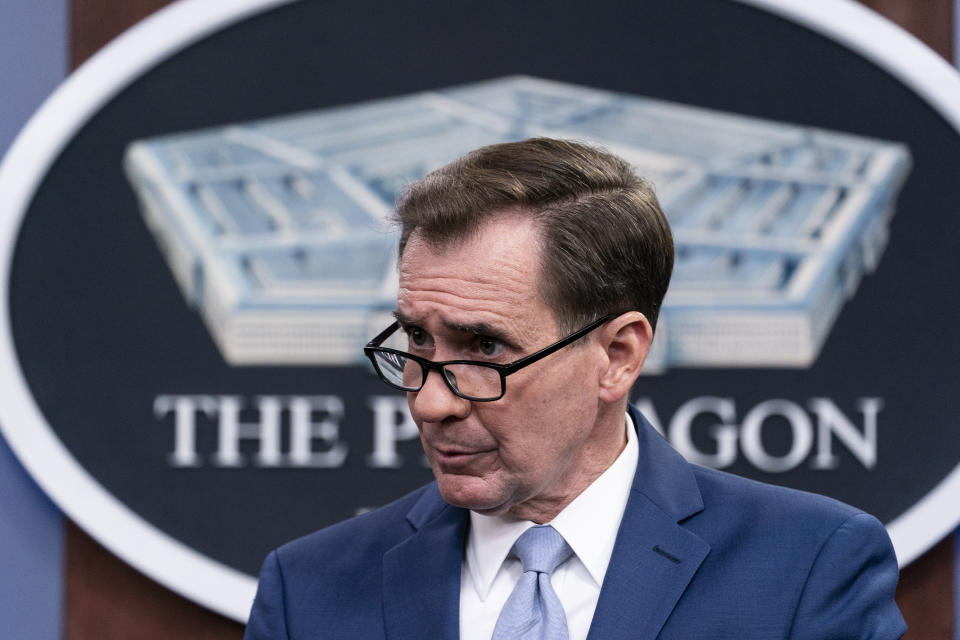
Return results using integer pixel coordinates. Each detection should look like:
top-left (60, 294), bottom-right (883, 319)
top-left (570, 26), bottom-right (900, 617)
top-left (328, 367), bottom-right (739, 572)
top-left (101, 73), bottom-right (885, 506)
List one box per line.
top-left (460, 414), bottom-right (639, 640)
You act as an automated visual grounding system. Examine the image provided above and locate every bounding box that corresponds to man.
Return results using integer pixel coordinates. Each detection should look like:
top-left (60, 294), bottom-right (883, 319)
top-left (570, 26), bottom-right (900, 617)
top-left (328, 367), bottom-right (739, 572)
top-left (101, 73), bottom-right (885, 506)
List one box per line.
top-left (245, 138), bottom-right (905, 639)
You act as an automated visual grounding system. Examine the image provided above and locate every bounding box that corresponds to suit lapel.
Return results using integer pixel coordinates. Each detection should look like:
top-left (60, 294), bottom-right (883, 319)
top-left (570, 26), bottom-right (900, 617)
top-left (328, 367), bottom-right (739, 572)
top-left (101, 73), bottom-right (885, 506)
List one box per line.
top-left (382, 485), bottom-right (467, 640)
top-left (586, 493), bottom-right (709, 639)
top-left (586, 408), bottom-right (711, 640)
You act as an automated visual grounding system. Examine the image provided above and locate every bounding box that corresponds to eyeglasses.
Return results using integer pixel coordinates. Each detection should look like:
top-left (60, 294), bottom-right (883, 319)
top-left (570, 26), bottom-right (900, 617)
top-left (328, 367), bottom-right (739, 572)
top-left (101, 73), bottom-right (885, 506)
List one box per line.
top-left (363, 313), bottom-right (617, 401)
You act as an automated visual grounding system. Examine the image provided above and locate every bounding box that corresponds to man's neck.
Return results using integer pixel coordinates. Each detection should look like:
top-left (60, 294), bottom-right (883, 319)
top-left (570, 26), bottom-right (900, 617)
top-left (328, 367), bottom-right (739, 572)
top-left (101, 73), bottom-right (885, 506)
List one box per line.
top-left (502, 409), bottom-right (630, 523)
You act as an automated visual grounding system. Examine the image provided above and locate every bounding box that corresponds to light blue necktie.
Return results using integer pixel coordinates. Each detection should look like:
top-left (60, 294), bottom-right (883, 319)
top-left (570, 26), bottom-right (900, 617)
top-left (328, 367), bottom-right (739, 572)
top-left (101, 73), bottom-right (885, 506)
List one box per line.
top-left (492, 525), bottom-right (574, 640)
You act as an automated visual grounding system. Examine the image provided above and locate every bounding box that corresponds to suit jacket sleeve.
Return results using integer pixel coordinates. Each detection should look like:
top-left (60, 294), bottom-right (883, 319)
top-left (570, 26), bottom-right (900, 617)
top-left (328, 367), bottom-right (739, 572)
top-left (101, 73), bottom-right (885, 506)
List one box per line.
top-left (244, 551), bottom-right (290, 640)
top-left (788, 512), bottom-right (906, 639)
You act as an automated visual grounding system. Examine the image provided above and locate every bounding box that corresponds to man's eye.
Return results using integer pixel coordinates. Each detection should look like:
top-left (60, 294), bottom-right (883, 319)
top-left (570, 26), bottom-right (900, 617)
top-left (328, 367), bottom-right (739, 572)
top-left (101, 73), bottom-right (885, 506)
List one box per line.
top-left (409, 328), bottom-right (427, 347)
top-left (478, 337), bottom-right (499, 356)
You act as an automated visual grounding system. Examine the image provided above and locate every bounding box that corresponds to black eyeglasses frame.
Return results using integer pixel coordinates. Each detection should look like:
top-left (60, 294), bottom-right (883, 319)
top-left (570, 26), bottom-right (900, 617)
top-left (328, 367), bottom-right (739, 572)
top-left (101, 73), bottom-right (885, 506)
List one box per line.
top-left (362, 313), bottom-right (618, 402)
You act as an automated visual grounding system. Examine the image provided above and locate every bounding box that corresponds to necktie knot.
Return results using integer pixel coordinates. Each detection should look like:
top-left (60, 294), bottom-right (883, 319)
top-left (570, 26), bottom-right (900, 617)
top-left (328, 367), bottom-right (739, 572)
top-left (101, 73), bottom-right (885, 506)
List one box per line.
top-left (512, 525), bottom-right (573, 575)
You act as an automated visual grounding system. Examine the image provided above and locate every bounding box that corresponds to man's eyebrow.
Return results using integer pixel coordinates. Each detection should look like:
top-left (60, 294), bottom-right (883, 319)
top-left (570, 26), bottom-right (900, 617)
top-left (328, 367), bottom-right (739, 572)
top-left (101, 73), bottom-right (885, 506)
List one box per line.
top-left (391, 311), bottom-right (517, 347)
top-left (392, 311), bottom-right (419, 327)
top-left (442, 319), bottom-right (510, 341)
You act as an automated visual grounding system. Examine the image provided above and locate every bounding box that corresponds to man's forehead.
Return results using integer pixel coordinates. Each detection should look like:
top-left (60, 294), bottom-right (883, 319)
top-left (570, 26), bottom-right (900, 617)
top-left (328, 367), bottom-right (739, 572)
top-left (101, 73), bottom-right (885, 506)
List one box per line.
top-left (400, 219), bottom-right (534, 277)
top-left (401, 207), bottom-right (541, 258)
top-left (395, 209), bottom-right (558, 338)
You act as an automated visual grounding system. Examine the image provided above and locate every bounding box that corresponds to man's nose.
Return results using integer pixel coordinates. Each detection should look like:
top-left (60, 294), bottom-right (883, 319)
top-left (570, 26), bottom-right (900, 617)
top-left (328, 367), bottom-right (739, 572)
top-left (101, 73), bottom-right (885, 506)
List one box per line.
top-left (410, 368), bottom-right (471, 423)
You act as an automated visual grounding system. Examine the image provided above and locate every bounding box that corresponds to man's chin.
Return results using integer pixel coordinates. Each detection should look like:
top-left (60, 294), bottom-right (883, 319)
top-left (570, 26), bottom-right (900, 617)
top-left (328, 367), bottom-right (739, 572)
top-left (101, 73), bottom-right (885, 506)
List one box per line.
top-left (435, 475), bottom-right (509, 514)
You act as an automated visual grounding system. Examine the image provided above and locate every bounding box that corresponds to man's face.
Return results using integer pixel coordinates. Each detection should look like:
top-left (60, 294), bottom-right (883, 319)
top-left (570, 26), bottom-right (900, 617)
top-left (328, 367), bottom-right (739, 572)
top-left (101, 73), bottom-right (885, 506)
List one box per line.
top-left (396, 211), bottom-right (612, 521)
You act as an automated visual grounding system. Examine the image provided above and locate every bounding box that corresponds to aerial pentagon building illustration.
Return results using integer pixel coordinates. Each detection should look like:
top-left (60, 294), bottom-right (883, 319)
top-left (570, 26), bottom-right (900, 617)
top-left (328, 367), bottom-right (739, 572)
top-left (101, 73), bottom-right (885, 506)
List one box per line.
top-left (123, 76), bottom-right (911, 370)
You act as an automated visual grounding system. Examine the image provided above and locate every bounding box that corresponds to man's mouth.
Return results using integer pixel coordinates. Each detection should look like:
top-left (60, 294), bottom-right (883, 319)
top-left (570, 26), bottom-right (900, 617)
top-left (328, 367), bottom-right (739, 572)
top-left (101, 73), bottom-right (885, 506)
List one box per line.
top-left (430, 444), bottom-right (497, 468)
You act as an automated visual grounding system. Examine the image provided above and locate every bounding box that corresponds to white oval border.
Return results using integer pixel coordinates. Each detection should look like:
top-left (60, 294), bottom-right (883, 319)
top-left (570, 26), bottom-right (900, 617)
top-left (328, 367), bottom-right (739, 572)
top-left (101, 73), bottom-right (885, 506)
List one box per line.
top-left (0, 0), bottom-right (957, 621)
top-left (738, 0), bottom-right (960, 571)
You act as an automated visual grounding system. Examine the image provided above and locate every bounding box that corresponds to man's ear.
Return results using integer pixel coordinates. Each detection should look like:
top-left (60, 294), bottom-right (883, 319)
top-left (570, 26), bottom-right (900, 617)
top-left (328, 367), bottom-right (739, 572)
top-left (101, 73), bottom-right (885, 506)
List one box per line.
top-left (597, 311), bottom-right (653, 403)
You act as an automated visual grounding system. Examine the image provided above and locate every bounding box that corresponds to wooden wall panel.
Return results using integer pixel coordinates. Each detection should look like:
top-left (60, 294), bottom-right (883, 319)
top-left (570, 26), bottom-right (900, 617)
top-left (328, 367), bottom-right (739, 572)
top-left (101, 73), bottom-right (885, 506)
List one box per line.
top-left (64, 0), bottom-right (957, 638)
top-left (70, 0), bottom-right (176, 68)
top-left (898, 535), bottom-right (955, 639)
top-left (859, 0), bottom-right (954, 61)
top-left (64, 522), bottom-right (243, 640)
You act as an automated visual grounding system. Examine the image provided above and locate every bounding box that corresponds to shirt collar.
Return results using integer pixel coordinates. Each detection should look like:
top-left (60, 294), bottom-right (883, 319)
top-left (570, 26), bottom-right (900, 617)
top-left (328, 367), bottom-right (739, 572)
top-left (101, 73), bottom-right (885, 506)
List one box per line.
top-left (465, 413), bottom-right (639, 599)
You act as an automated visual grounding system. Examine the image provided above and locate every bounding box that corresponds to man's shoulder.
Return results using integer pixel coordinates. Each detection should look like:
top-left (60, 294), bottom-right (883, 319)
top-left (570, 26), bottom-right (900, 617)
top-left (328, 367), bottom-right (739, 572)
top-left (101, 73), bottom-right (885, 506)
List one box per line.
top-left (686, 463), bottom-right (890, 566)
top-left (246, 484), bottom-right (453, 638)
top-left (692, 463), bottom-right (861, 522)
top-left (672, 465), bottom-right (904, 638)
top-left (273, 482), bottom-right (441, 576)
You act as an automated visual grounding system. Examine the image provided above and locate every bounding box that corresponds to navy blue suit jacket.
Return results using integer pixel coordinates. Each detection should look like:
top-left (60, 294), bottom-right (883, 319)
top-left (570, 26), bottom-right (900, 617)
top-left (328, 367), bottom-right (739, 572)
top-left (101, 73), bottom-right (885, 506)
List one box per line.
top-left (245, 406), bottom-right (905, 639)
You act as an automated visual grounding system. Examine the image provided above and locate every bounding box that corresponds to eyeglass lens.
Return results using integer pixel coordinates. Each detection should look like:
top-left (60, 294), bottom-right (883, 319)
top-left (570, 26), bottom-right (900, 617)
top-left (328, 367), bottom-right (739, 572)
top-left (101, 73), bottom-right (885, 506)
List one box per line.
top-left (371, 351), bottom-right (502, 400)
